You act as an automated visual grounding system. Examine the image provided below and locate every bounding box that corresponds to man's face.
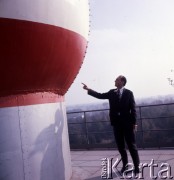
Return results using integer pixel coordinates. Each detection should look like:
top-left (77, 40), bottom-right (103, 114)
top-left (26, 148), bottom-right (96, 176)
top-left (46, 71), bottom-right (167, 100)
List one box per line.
top-left (115, 76), bottom-right (123, 88)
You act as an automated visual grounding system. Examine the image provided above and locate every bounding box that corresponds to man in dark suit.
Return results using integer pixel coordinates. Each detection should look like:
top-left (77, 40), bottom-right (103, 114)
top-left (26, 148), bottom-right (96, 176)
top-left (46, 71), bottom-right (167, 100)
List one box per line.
top-left (82, 75), bottom-right (140, 175)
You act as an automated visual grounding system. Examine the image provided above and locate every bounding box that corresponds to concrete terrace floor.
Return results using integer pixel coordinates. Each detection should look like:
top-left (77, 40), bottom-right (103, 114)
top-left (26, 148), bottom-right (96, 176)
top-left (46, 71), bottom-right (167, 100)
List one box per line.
top-left (70, 149), bottom-right (174, 180)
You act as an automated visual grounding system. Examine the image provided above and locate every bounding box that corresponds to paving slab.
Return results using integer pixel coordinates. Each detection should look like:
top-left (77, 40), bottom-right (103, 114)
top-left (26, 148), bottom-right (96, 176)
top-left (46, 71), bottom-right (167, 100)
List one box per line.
top-left (70, 149), bottom-right (174, 180)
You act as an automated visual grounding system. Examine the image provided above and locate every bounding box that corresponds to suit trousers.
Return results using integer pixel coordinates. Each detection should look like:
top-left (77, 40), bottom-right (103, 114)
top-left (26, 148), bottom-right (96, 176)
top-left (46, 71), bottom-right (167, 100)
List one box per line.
top-left (113, 123), bottom-right (140, 169)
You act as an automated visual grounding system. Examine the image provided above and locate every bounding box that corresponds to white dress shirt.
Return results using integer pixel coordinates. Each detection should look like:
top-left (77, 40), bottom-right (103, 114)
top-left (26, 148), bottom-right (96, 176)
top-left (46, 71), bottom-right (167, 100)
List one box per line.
top-left (115, 87), bottom-right (124, 99)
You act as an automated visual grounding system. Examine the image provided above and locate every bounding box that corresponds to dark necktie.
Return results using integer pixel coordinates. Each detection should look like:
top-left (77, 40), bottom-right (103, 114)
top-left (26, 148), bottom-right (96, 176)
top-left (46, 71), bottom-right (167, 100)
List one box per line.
top-left (117, 89), bottom-right (121, 100)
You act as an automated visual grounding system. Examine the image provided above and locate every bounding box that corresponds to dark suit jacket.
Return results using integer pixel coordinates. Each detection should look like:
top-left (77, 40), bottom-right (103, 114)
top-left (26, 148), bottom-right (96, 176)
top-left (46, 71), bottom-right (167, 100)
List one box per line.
top-left (88, 88), bottom-right (137, 126)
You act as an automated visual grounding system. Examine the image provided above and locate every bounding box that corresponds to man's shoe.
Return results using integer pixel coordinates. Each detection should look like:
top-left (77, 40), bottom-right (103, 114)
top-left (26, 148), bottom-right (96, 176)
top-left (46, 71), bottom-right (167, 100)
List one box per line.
top-left (133, 167), bottom-right (140, 176)
top-left (120, 166), bottom-right (128, 174)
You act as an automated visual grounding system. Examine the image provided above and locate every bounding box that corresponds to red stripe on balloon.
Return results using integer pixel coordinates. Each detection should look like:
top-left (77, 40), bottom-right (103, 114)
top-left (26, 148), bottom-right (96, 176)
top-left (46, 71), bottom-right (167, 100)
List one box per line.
top-left (0, 18), bottom-right (87, 97)
top-left (0, 92), bottom-right (64, 108)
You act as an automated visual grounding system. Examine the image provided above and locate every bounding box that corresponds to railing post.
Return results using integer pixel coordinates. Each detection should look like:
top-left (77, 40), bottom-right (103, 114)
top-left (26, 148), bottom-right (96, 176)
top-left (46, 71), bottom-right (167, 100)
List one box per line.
top-left (84, 112), bottom-right (90, 149)
top-left (139, 106), bottom-right (144, 149)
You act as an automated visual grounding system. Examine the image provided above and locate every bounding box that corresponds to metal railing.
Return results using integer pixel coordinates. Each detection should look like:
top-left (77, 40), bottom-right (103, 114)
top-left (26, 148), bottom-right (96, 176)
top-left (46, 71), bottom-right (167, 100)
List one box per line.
top-left (67, 103), bottom-right (174, 150)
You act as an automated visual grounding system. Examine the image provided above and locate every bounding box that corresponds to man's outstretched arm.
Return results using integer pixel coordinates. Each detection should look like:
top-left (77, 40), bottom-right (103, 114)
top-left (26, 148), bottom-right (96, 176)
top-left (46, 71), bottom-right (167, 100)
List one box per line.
top-left (82, 83), bottom-right (109, 99)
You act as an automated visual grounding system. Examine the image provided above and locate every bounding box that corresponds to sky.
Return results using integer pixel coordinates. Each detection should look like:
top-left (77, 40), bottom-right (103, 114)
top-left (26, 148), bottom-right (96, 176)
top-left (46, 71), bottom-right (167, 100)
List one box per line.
top-left (65, 0), bottom-right (174, 106)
